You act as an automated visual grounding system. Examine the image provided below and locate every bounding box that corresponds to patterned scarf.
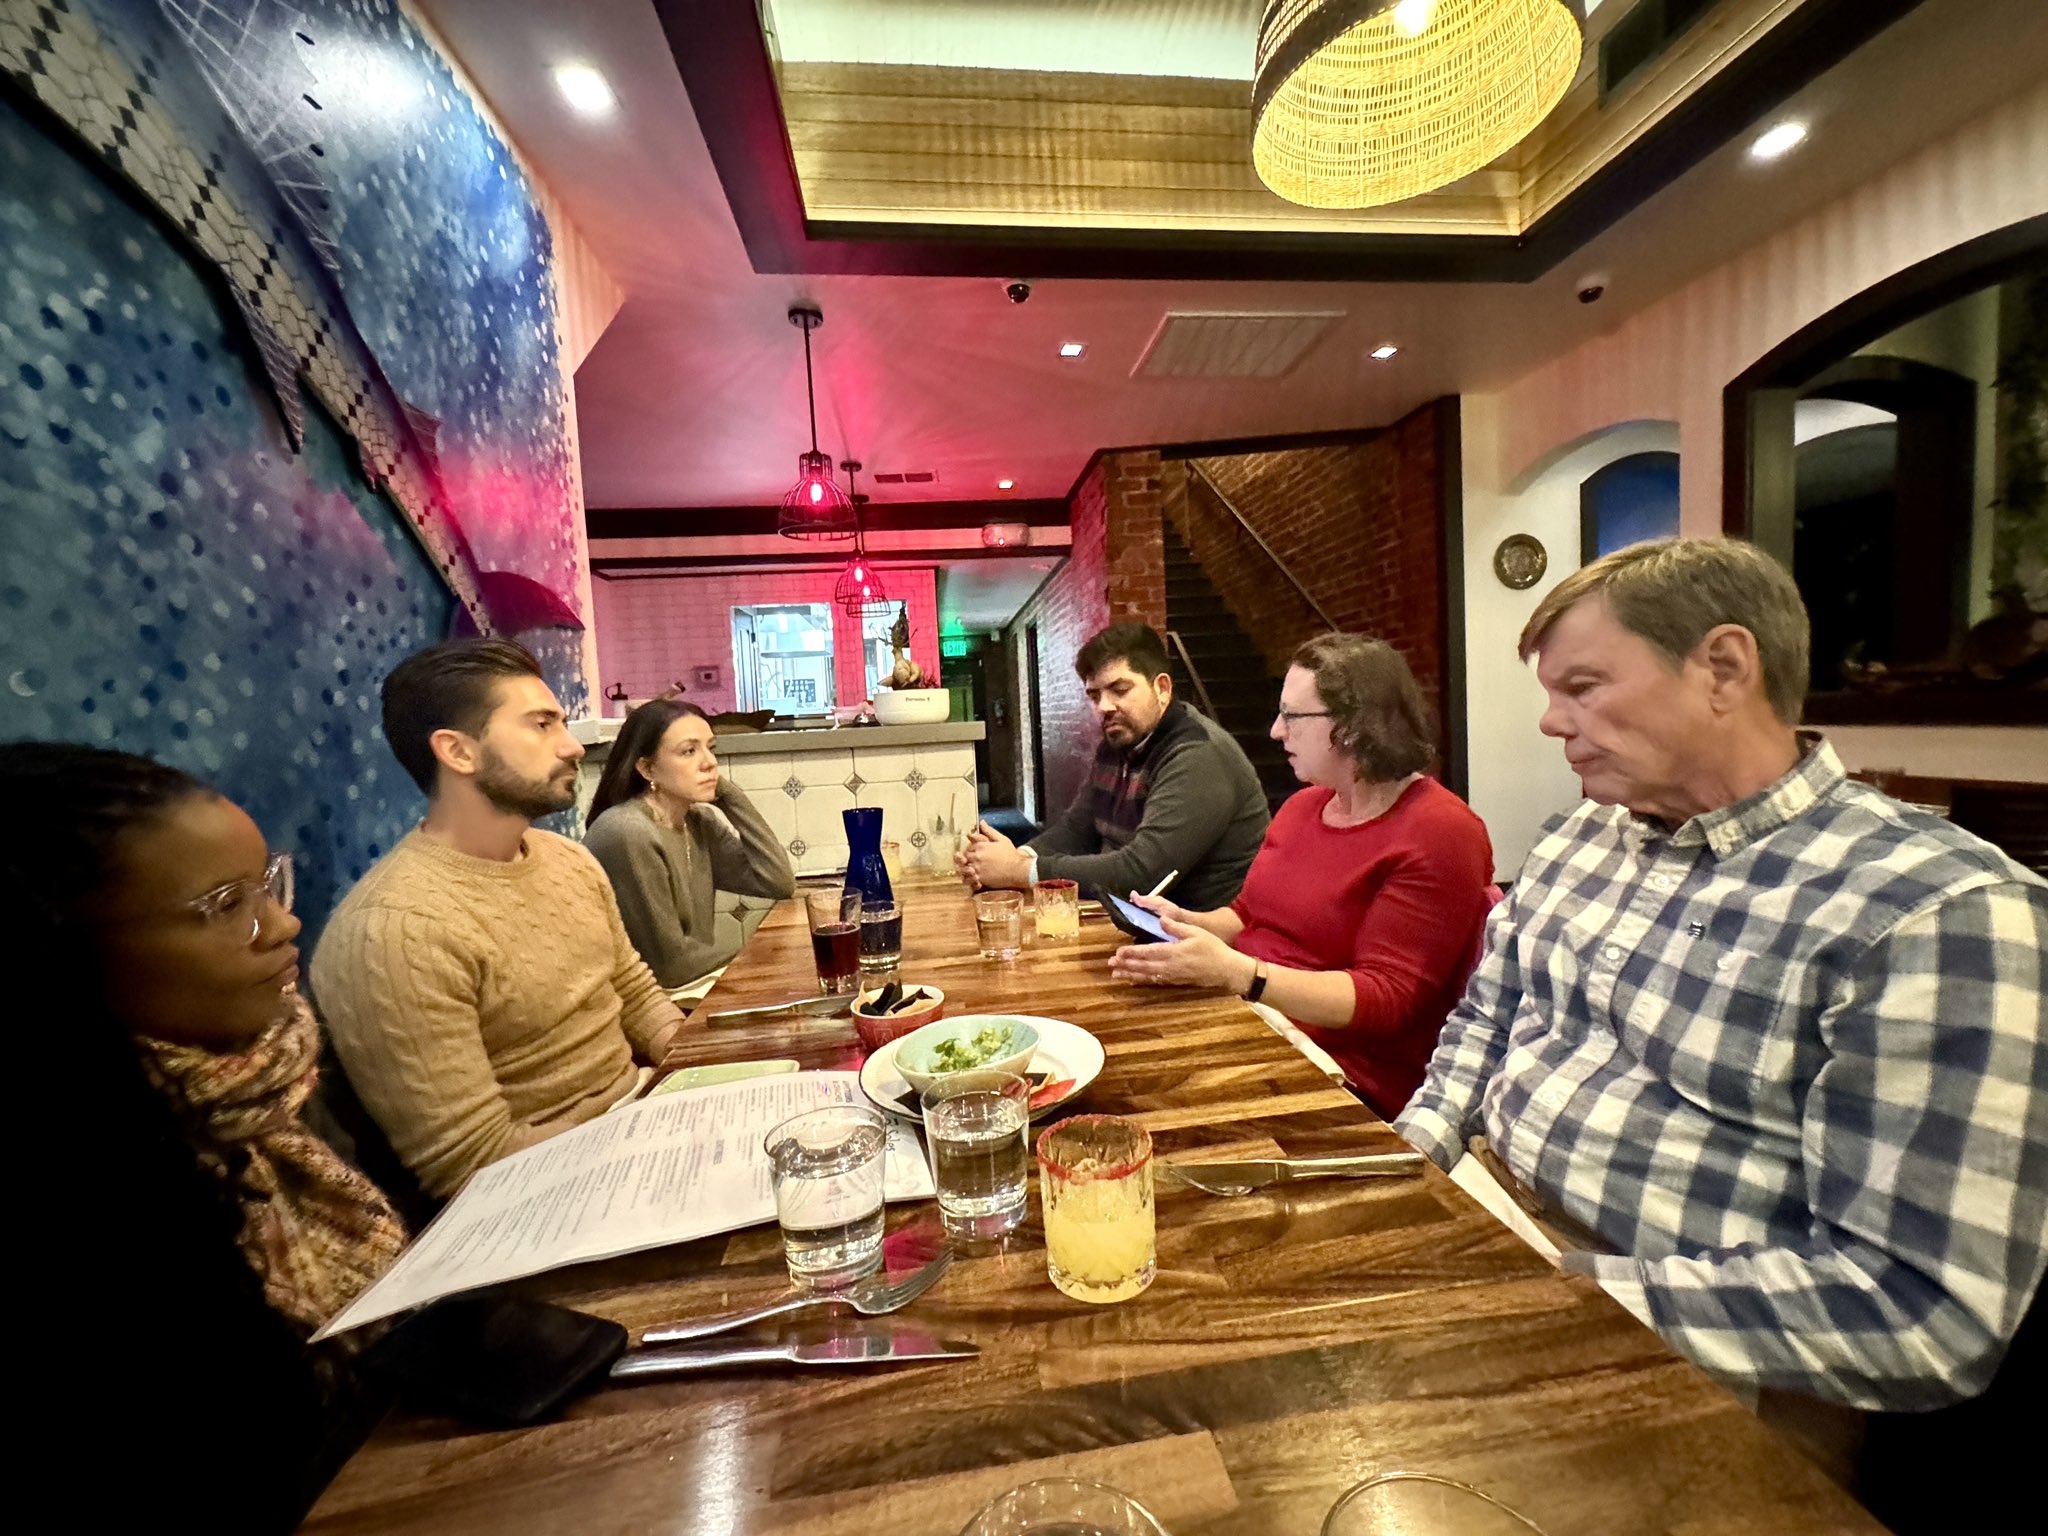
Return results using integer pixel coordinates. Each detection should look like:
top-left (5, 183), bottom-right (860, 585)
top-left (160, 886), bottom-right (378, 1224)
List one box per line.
top-left (136, 997), bottom-right (406, 1340)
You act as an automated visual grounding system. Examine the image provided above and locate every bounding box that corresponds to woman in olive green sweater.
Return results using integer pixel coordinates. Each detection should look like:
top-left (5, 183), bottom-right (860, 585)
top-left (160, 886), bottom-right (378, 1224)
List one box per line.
top-left (584, 700), bottom-right (796, 988)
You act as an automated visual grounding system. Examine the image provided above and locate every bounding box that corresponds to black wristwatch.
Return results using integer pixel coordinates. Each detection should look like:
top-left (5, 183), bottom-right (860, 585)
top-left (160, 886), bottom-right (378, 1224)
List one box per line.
top-left (1241, 959), bottom-right (1268, 1004)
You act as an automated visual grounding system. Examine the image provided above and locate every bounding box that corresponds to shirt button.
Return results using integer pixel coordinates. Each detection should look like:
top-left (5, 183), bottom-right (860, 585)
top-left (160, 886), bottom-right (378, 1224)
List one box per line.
top-left (1603, 945), bottom-right (1624, 963)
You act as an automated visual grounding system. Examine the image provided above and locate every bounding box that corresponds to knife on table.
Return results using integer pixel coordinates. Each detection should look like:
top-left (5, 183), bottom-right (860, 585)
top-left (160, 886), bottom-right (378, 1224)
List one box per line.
top-left (1166, 1152), bottom-right (1425, 1194)
top-left (702, 994), bottom-right (854, 1024)
top-left (609, 1330), bottom-right (979, 1380)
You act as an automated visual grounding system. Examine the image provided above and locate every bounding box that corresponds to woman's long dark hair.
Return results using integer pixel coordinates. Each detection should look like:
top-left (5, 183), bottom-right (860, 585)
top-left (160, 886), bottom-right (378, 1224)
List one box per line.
top-left (4, 742), bottom-right (352, 1529)
top-left (587, 697), bottom-right (710, 827)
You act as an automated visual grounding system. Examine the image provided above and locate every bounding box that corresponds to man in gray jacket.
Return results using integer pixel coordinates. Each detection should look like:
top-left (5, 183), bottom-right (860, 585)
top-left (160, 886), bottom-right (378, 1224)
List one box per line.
top-left (961, 622), bottom-right (1270, 910)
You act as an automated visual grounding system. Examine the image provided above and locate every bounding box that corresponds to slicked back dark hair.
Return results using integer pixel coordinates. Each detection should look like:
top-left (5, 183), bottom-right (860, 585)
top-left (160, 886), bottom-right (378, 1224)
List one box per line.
top-left (1075, 621), bottom-right (1170, 683)
top-left (380, 638), bottom-right (545, 794)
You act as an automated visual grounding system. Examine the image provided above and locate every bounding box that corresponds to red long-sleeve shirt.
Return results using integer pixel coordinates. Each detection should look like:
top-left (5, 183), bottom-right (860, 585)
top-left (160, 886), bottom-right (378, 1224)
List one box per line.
top-left (1230, 778), bottom-right (1494, 1118)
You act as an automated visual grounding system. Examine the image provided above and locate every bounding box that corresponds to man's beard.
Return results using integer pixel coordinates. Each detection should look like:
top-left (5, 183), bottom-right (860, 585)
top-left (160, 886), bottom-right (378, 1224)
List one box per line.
top-left (475, 746), bottom-right (578, 820)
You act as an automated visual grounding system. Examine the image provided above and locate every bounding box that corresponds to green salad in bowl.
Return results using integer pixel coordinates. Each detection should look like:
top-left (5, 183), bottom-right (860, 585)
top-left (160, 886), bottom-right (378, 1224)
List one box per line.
top-left (894, 1015), bottom-right (1040, 1095)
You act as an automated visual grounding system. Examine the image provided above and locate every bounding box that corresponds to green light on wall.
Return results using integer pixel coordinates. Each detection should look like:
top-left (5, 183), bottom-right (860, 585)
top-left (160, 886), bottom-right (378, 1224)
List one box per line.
top-left (941, 636), bottom-right (970, 658)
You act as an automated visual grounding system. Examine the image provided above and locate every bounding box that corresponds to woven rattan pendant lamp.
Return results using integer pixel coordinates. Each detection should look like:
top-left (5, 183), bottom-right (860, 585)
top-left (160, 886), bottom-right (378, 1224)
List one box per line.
top-left (778, 305), bottom-right (858, 541)
top-left (1252, 0), bottom-right (1583, 210)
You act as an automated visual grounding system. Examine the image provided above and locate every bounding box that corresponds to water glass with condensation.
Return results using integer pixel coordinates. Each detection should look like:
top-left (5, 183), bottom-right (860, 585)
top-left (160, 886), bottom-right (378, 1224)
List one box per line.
top-left (974, 889), bottom-right (1024, 960)
top-left (920, 1069), bottom-right (1030, 1240)
top-left (1322, 1473), bottom-right (1551, 1535)
top-left (958, 1478), bottom-right (1169, 1535)
top-left (763, 1105), bottom-right (886, 1290)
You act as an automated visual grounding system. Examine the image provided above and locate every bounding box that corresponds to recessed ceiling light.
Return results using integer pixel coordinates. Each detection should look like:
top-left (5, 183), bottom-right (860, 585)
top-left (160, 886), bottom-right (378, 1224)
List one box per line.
top-left (553, 63), bottom-right (616, 117)
top-left (1749, 120), bottom-right (1808, 162)
top-left (996, 479), bottom-right (1015, 491)
top-left (1058, 342), bottom-right (1086, 358)
top-left (1370, 344), bottom-right (1400, 361)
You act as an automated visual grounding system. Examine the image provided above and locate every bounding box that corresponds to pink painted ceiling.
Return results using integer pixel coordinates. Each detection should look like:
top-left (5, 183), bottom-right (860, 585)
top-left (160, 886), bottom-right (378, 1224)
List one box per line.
top-left (416, 0), bottom-right (2048, 512)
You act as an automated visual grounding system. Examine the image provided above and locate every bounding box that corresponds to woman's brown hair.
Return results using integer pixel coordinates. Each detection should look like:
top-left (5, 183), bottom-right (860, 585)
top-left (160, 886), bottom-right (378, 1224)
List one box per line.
top-left (1290, 633), bottom-right (1434, 783)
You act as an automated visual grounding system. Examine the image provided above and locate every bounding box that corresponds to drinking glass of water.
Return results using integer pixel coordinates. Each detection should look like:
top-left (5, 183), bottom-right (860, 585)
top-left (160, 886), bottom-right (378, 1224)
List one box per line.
top-left (974, 889), bottom-right (1024, 960)
top-left (920, 1069), bottom-right (1030, 1240)
top-left (859, 899), bottom-right (904, 974)
top-left (958, 1478), bottom-right (1169, 1535)
top-left (763, 1105), bottom-right (887, 1289)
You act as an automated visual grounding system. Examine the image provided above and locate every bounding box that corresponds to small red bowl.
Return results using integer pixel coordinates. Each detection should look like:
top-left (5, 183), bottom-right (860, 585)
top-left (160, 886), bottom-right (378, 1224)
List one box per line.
top-left (852, 983), bottom-right (946, 1053)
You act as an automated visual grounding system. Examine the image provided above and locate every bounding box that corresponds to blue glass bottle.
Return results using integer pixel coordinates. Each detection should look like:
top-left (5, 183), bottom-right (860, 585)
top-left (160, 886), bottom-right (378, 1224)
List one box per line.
top-left (842, 806), bottom-right (893, 906)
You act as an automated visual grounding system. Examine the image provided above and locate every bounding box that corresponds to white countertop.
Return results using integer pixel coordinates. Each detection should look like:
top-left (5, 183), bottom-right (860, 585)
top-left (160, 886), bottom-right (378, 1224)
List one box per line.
top-left (570, 719), bottom-right (985, 754)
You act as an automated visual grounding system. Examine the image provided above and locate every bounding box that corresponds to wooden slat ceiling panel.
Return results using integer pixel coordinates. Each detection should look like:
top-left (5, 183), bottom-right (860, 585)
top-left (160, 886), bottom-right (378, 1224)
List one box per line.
top-left (1520, 0), bottom-right (1796, 223)
top-left (776, 0), bottom-right (1816, 240)
top-left (783, 61), bottom-right (1515, 232)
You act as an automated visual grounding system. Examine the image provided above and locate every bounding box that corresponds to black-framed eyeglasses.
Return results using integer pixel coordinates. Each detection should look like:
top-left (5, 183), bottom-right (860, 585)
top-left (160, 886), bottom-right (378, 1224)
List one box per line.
top-left (1274, 709), bottom-right (1333, 729)
top-left (181, 852), bottom-right (294, 945)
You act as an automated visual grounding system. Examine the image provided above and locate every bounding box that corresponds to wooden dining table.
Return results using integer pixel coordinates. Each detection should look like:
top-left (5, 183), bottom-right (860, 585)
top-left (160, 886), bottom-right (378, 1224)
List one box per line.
top-left (306, 871), bottom-right (1888, 1535)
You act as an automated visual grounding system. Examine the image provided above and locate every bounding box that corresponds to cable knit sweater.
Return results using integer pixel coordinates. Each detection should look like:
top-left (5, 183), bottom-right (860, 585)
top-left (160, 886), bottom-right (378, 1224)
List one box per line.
top-left (312, 828), bottom-right (681, 1197)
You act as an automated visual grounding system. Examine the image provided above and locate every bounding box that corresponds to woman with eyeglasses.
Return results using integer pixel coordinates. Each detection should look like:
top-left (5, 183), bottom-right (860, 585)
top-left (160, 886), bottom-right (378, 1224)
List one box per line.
top-left (1109, 635), bottom-right (1497, 1117)
top-left (583, 698), bottom-right (795, 991)
top-left (6, 742), bottom-right (404, 1532)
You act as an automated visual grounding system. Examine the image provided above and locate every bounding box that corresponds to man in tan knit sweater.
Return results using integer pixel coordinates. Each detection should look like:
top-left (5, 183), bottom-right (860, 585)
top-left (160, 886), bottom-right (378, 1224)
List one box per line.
top-left (314, 640), bottom-right (685, 1198)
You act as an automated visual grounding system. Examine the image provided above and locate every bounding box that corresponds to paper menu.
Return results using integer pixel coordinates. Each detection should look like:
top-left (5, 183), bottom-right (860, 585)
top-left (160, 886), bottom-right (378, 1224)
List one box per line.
top-left (316, 1071), bottom-right (933, 1339)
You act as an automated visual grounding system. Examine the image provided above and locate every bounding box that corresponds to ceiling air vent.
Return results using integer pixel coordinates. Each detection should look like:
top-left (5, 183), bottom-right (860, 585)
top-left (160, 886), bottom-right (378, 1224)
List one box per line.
top-left (872, 470), bottom-right (936, 485)
top-left (1131, 311), bottom-right (1345, 380)
top-left (1599, 0), bottom-right (1717, 101)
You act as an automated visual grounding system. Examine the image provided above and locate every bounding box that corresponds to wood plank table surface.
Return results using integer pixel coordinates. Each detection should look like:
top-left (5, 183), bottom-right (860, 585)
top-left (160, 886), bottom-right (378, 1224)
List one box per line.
top-left (308, 872), bottom-right (1887, 1535)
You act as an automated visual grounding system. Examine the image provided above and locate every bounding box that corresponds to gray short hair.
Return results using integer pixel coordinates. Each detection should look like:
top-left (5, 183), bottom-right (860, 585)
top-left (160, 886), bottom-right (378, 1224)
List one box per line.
top-left (1518, 538), bottom-right (1811, 722)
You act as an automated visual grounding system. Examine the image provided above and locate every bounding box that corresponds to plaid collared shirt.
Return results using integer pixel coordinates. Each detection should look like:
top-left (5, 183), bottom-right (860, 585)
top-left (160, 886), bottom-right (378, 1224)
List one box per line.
top-left (1397, 740), bottom-right (2048, 1411)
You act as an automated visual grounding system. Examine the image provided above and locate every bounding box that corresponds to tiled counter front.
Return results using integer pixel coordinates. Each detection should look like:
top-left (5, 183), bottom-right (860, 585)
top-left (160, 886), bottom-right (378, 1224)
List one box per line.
top-left (573, 722), bottom-right (985, 882)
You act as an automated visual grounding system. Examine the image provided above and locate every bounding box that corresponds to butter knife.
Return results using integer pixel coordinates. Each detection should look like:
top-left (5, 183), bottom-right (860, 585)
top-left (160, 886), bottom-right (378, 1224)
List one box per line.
top-left (1167, 1152), bottom-right (1425, 1196)
top-left (609, 1329), bottom-right (978, 1380)
top-left (702, 993), bottom-right (853, 1024)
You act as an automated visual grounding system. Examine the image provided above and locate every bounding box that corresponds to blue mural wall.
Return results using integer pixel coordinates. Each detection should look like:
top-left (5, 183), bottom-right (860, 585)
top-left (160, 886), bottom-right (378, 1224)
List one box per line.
top-left (0, 0), bottom-right (589, 941)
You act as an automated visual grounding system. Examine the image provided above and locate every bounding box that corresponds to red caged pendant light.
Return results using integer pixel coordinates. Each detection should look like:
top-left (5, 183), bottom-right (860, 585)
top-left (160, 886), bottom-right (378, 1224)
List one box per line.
top-left (833, 461), bottom-right (893, 616)
top-left (778, 305), bottom-right (858, 541)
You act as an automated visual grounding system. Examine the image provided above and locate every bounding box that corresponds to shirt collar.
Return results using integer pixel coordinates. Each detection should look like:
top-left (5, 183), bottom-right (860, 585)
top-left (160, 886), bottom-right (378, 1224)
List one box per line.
top-left (1654, 732), bottom-right (1842, 855)
top-left (1122, 700), bottom-right (1183, 764)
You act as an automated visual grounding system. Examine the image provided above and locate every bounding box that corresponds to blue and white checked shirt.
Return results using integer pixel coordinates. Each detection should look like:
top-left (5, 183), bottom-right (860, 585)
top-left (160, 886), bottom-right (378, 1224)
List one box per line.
top-left (1397, 740), bottom-right (2048, 1411)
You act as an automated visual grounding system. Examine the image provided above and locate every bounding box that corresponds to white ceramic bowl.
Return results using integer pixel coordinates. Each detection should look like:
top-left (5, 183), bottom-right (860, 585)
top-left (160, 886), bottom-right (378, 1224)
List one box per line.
top-left (873, 687), bottom-right (950, 725)
top-left (893, 1015), bottom-right (1040, 1096)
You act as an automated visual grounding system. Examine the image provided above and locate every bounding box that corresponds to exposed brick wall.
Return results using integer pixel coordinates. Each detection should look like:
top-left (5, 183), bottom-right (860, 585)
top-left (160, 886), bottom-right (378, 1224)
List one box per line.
top-left (1007, 464), bottom-right (1108, 819)
top-left (1104, 450), bottom-right (1166, 627)
top-left (1000, 449), bottom-right (1164, 819)
top-left (592, 567), bottom-right (941, 714)
top-left (1163, 400), bottom-right (1450, 747)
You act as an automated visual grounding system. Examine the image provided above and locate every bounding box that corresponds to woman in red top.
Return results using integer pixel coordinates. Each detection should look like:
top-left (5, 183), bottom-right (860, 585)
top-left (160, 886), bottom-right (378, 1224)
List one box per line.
top-left (1109, 634), bottom-right (1495, 1117)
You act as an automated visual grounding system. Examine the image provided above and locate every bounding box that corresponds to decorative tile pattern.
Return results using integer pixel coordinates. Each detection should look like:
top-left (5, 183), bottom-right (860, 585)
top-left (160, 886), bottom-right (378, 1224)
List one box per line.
top-left (782, 774), bottom-right (806, 800)
top-left (0, 93), bottom-right (451, 940)
top-left (0, 0), bottom-right (590, 653)
top-left (909, 829), bottom-right (928, 850)
top-left (788, 837), bottom-right (808, 860)
top-left (0, 3), bottom-right (590, 939)
top-left (844, 771), bottom-right (865, 793)
top-left (905, 767), bottom-right (927, 791)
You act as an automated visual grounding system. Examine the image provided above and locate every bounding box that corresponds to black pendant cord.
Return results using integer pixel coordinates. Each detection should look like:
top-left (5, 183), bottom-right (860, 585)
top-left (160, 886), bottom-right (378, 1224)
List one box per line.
top-left (803, 319), bottom-right (821, 455)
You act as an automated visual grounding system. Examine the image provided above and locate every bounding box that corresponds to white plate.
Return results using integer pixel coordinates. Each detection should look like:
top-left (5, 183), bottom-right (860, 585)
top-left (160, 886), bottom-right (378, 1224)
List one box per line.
top-left (860, 1015), bottom-right (1105, 1122)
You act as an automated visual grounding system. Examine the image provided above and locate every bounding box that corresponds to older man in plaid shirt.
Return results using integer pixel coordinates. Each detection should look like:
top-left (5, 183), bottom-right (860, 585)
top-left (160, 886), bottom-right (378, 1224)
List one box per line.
top-left (1398, 539), bottom-right (2048, 1437)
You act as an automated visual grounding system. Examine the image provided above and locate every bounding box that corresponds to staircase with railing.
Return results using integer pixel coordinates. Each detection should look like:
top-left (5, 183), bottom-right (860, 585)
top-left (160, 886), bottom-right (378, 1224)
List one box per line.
top-left (1163, 516), bottom-right (1299, 812)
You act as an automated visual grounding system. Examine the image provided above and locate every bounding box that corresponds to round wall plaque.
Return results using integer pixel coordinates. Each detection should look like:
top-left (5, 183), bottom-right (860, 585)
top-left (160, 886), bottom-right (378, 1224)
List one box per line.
top-left (1493, 534), bottom-right (1548, 591)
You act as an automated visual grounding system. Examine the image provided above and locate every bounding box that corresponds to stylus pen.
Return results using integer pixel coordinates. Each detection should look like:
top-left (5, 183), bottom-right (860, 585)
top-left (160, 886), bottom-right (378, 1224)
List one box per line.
top-left (1145, 869), bottom-right (1179, 899)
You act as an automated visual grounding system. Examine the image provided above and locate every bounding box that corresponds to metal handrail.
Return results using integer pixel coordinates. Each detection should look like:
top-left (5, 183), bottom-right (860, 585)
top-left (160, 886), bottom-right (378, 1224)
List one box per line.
top-left (1165, 629), bottom-right (1220, 721)
top-left (1183, 460), bottom-right (1340, 634)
